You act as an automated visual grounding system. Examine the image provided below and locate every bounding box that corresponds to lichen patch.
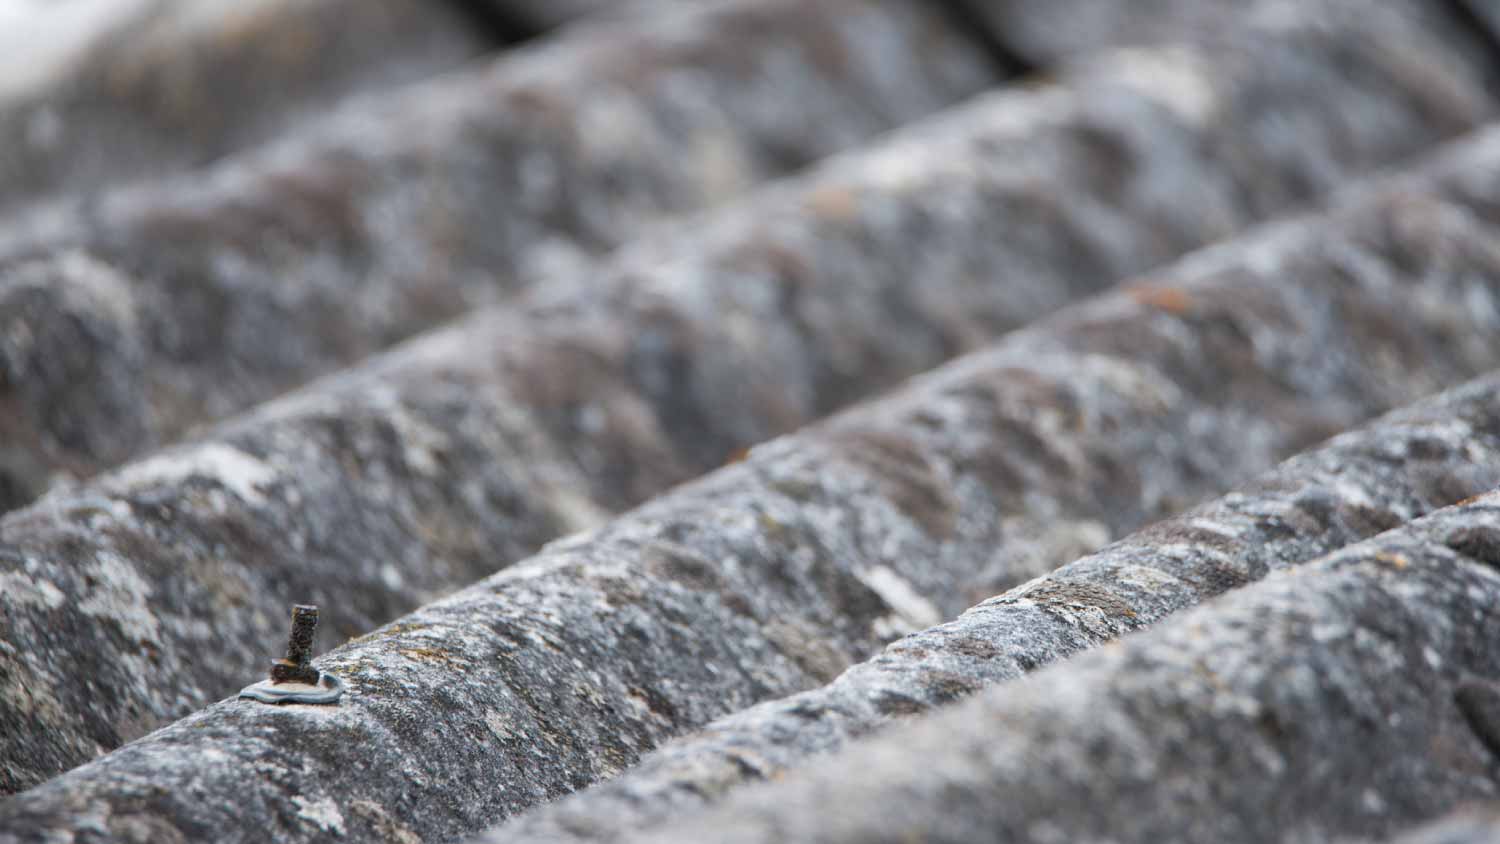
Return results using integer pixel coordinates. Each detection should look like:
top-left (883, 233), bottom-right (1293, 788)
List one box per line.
top-left (109, 444), bottom-right (277, 504)
top-left (292, 795), bottom-right (345, 837)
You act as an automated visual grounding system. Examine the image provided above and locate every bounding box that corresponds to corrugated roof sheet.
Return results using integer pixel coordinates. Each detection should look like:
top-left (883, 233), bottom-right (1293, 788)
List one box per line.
top-left (2, 1), bottom-right (1500, 841)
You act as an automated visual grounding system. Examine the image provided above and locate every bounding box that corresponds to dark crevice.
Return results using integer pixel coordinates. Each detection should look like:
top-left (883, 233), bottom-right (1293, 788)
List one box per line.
top-left (0, 467), bottom-right (30, 515)
top-left (1444, 523), bottom-right (1500, 569)
top-left (1443, 0), bottom-right (1500, 92)
top-left (436, 0), bottom-right (545, 47)
top-left (931, 0), bottom-right (1039, 80)
top-left (1455, 677), bottom-right (1500, 760)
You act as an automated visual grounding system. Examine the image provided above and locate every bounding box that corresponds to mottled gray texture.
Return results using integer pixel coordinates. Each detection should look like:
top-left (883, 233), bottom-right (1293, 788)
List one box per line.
top-left (955, 0), bottom-right (1500, 75)
top-left (4, 1), bottom-right (1489, 517)
top-left (489, 374), bottom-right (1500, 844)
top-left (1385, 806), bottom-right (1500, 844)
top-left (487, 0), bottom-right (692, 30)
top-left (7, 126), bottom-right (1500, 835)
top-left (0, 0), bottom-right (1000, 511)
top-left (0, 21), bottom-right (1492, 794)
top-left (548, 20), bottom-right (1492, 504)
top-left (632, 491), bottom-right (1500, 844)
top-left (0, 0), bottom-right (490, 216)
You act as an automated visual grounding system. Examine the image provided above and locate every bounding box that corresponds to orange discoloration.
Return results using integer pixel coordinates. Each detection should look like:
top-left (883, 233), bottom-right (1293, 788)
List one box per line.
top-left (1128, 286), bottom-right (1194, 315)
top-left (1374, 551), bottom-right (1410, 570)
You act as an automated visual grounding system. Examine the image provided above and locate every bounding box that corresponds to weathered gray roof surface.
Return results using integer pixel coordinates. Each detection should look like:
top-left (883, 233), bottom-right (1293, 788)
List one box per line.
top-left (2, 1), bottom-right (1500, 842)
top-left (0, 0), bottom-right (492, 218)
top-left (1390, 807), bottom-right (1500, 844)
top-left (489, 371), bottom-right (1500, 844)
top-left (617, 489), bottom-right (1500, 844)
top-left (0, 0), bottom-right (1001, 511)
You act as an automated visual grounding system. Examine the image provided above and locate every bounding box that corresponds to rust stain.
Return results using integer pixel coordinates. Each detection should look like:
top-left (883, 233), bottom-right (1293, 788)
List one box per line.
top-left (1128, 285), bottom-right (1194, 315)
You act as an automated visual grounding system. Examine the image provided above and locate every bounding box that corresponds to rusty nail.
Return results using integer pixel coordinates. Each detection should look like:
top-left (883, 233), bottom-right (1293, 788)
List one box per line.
top-left (270, 604), bottom-right (321, 685)
top-left (239, 603), bottom-right (343, 705)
